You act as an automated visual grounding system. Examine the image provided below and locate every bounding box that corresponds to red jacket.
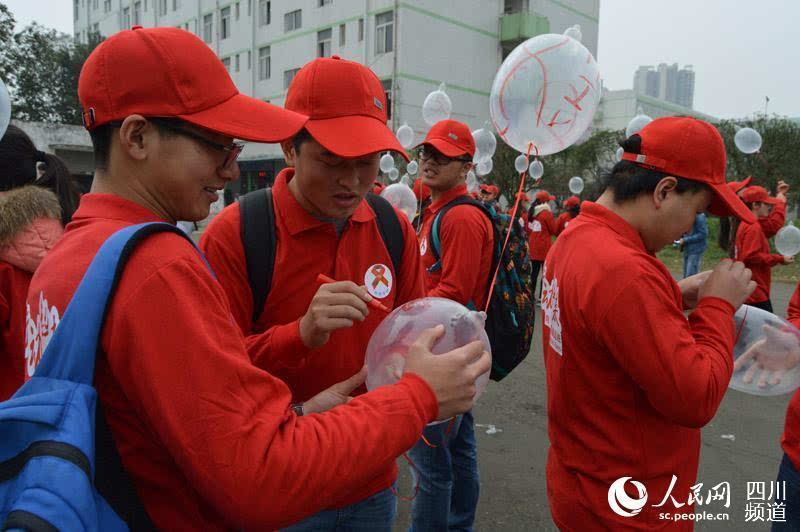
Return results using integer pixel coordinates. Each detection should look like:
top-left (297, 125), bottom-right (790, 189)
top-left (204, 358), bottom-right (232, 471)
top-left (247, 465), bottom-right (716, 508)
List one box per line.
top-left (542, 202), bottom-right (735, 530)
top-left (25, 193), bottom-right (438, 531)
top-left (735, 221), bottom-right (783, 303)
top-left (418, 184), bottom-right (494, 309)
top-left (0, 263), bottom-right (30, 400)
top-left (527, 205), bottom-right (557, 261)
top-left (554, 212), bottom-right (573, 236)
top-left (760, 200), bottom-right (786, 239)
top-left (782, 285), bottom-right (800, 471)
top-left (200, 168), bottom-right (426, 508)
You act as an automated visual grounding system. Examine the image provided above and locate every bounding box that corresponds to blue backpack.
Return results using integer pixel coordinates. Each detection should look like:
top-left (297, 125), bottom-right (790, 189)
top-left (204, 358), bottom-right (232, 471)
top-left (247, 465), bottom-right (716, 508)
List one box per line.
top-left (0, 223), bottom-right (208, 531)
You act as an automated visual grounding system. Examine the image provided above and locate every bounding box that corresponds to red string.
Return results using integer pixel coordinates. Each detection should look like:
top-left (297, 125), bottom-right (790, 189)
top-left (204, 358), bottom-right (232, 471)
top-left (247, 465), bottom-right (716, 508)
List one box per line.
top-left (734, 306), bottom-right (749, 346)
top-left (391, 452), bottom-right (422, 501)
top-left (483, 142), bottom-right (537, 313)
top-left (420, 417), bottom-right (456, 447)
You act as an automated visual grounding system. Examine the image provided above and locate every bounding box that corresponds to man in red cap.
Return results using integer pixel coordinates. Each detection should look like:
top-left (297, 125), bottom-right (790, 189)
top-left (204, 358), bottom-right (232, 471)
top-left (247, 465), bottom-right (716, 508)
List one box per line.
top-left (412, 119), bottom-right (494, 531)
top-left (734, 185), bottom-right (794, 312)
top-left (527, 189), bottom-right (557, 303)
top-left (542, 116), bottom-right (757, 530)
top-left (24, 29), bottom-right (489, 530)
top-left (555, 195), bottom-right (580, 236)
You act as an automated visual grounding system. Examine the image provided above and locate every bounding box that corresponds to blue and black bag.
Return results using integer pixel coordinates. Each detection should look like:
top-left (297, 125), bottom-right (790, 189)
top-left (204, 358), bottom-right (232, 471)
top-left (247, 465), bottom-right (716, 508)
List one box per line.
top-left (0, 222), bottom-right (207, 531)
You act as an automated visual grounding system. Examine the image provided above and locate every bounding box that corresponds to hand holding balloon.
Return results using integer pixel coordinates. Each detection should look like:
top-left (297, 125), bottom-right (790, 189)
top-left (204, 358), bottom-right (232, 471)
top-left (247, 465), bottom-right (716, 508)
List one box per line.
top-left (677, 270), bottom-right (712, 310)
top-left (734, 324), bottom-right (800, 390)
top-left (697, 259), bottom-right (755, 310)
top-left (299, 279), bottom-right (373, 349)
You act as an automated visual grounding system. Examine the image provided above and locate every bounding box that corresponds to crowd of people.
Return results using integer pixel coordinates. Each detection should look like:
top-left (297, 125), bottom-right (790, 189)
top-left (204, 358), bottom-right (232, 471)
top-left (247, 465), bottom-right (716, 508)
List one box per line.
top-left (2, 25), bottom-right (800, 532)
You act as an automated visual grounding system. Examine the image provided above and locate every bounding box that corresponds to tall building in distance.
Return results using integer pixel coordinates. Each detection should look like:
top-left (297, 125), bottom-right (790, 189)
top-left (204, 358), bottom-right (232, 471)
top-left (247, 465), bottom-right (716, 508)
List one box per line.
top-left (633, 63), bottom-right (694, 109)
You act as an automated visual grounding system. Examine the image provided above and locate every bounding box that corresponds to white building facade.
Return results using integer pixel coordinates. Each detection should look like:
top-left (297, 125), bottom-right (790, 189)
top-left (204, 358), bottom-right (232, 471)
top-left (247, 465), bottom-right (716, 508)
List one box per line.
top-left (595, 88), bottom-right (717, 133)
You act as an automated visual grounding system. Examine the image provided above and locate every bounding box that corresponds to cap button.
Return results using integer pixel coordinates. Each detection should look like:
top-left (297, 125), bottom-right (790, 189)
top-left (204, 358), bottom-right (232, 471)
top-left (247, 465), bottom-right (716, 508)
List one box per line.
top-left (331, 55), bottom-right (341, 60)
top-left (132, 25), bottom-right (143, 30)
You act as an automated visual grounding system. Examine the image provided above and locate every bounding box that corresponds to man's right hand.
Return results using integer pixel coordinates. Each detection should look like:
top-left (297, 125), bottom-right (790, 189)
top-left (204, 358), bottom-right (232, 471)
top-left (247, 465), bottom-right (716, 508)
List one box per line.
top-left (403, 325), bottom-right (491, 421)
top-left (698, 259), bottom-right (755, 310)
top-left (299, 281), bottom-right (372, 349)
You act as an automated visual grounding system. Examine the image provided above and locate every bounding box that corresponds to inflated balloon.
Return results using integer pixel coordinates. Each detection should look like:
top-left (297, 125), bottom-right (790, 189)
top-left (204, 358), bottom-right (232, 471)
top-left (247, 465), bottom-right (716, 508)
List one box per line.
top-left (388, 167), bottom-right (399, 181)
top-left (365, 297), bottom-right (491, 419)
top-left (422, 82), bottom-right (452, 126)
top-left (615, 146), bottom-right (624, 162)
top-left (514, 154), bottom-right (528, 173)
top-left (568, 176), bottom-right (584, 194)
top-left (476, 158), bottom-right (493, 176)
top-left (498, 195), bottom-right (509, 211)
top-left (529, 159), bottom-right (544, 180)
top-left (489, 27), bottom-right (601, 156)
top-left (406, 160), bottom-right (419, 176)
top-left (472, 122), bottom-right (497, 164)
top-left (400, 174), bottom-right (411, 187)
top-left (466, 170), bottom-right (478, 192)
top-left (564, 24), bottom-right (582, 42)
top-left (381, 183), bottom-right (417, 222)
top-left (735, 127), bottom-right (762, 154)
top-left (625, 107), bottom-right (652, 138)
top-left (731, 305), bottom-right (800, 396)
top-left (379, 153), bottom-right (395, 173)
top-left (776, 225), bottom-right (800, 257)
top-left (396, 123), bottom-right (414, 149)
top-left (0, 78), bottom-right (10, 140)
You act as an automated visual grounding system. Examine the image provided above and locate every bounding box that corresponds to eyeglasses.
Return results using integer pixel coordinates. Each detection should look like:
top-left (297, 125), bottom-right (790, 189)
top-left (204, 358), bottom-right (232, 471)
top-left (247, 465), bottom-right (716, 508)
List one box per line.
top-left (152, 119), bottom-right (244, 169)
top-left (417, 146), bottom-right (472, 166)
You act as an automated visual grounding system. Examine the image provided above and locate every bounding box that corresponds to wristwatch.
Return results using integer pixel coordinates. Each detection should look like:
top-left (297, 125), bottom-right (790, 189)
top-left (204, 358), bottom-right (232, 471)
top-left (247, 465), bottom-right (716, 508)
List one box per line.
top-left (291, 403), bottom-right (304, 417)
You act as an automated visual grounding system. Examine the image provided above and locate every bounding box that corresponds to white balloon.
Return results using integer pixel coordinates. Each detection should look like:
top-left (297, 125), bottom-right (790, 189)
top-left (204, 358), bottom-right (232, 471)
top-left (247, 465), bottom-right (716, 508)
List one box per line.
top-left (514, 154), bottom-right (528, 173)
top-left (472, 123), bottom-right (497, 163)
top-left (422, 82), bottom-right (452, 126)
top-left (388, 167), bottom-right (399, 181)
top-left (396, 122), bottom-right (414, 149)
top-left (529, 159), bottom-right (544, 180)
top-left (379, 153), bottom-right (395, 173)
top-left (381, 183), bottom-right (418, 222)
top-left (734, 127), bottom-right (762, 154)
top-left (400, 174), bottom-right (411, 187)
top-left (625, 107), bottom-right (652, 138)
top-left (615, 146), bottom-right (624, 162)
top-left (568, 176), bottom-right (584, 194)
top-left (406, 160), bottom-right (419, 176)
top-left (776, 225), bottom-right (800, 257)
top-left (564, 24), bottom-right (582, 42)
top-left (476, 158), bottom-right (493, 176)
top-left (0, 78), bottom-right (10, 140)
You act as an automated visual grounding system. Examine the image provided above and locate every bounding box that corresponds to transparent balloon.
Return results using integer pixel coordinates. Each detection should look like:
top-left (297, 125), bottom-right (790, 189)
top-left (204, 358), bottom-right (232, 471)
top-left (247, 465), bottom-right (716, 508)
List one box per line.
top-left (400, 174), bottom-right (411, 187)
top-left (380, 153), bottom-right (395, 173)
top-left (422, 82), bottom-right (452, 126)
top-left (365, 297), bottom-right (491, 420)
top-left (466, 170), bottom-right (478, 192)
top-left (776, 225), bottom-right (800, 257)
top-left (476, 158), bottom-right (493, 176)
top-left (615, 146), bottom-right (624, 162)
top-left (472, 122), bottom-right (497, 164)
top-left (529, 159), bottom-right (544, 180)
top-left (515, 154), bottom-right (529, 173)
top-left (396, 122), bottom-right (414, 149)
top-left (731, 305), bottom-right (800, 396)
top-left (625, 107), bottom-right (652, 138)
top-left (381, 183), bottom-right (417, 222)
top-left (388, 167), bottom-right (399, 181)
top-left (735, 127), bottom-right (763, 154)
top-left (568, 176), bottom-right (584, 194)
top-left (489, 31), bottom-right (601, 156)
top-left (563, 24), bottom-right (582, 42)
top-left (498, 195), bottom-right (509, 211)
top-left (0, 78), bottom-right (10, 141)
top-left (406, 160), bottom-right (419, 176)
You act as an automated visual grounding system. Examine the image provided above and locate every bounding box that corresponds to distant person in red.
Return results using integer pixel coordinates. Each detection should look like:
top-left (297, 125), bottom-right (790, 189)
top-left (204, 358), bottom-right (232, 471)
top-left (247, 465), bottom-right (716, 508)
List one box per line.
top-left (555, 196), bottom-right (580, 235)
top-left (542, 116), bottom-right (756, 530)
top-left (719, 177), bottom-right (788, 253)
top-left (372, 180), bottom-right (385, 195)
top-left (734, 185), bottom-right (794, 312)
top-left (527, 189), bottom-right (557, 301)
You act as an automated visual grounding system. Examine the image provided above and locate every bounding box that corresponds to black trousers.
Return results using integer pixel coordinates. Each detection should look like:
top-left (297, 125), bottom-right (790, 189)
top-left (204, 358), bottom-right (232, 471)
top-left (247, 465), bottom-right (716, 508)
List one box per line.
top-left (531, 260), bottom-right (543, 299)
top-left (748, 299), bottom-right (774, 313)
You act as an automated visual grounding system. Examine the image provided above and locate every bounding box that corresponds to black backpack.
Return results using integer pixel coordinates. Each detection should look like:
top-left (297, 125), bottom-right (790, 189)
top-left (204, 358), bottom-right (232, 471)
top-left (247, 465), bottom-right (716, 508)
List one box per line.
top-left (238, 188), bottom-right (404, 322)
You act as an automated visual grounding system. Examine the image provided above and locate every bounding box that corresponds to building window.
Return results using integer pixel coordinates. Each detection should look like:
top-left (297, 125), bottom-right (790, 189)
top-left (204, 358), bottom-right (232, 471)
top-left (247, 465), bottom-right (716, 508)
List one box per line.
top-left (203, 13), bottom-right (213, 43)
top-left (259, 0), bottom-right (270, 26)
top-left (318, 0), bottom-right (332, 5)
top-left (92, 22), bottom-right (100, 37)
top-left (104, 0), bottom-right (111, 12)
top-left (375, 11), bottom-right (393, 54)
top-left (258, 46), bottom-right (270, 80)
top-left (284, 9), bottom-right (301, 32)
top-left (381, 79), bottom-right (392, 120)
top-left (134, 1), bottom-right (142, 25)
top-left (144, 0), bottom-right (148, 11)
top-left (317, 28), bottom-right (332, 57)
top-left (247, 50), bottom-right (251, 70)
top-left (173, 0), bottom-right (180, 10)
top-left (122, 7), bottom-right (131, 28)
top-left (222, 57), bottom-right (231, 72)
top-left (92, 0), bottom-right (98, 10)
top-left (221, 7), bottom-right (231, 39)
top-left (235, 54), bottom-right (240, 72)
top-left (284, 68), bottom-right (300, 89)
top-left (159, 0), bottom-right (167, 16)
top-left (235, 2), bottom-right (240, 20)
top-left (339, 23), bottom-right (345, 46)
top-left (358, 18), bottom-right (364, 41)
top-left (248, 0), bottom-right (251, 16)
top-left (74, 0), bottom-right (79, 21)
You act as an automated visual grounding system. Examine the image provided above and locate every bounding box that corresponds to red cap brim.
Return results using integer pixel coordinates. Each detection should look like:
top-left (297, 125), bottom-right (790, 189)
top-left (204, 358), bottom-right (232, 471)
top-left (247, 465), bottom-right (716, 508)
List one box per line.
top-left (415, 138), bottom-right (471, 159)
top-left (305, 116), bottom-right (411, 161)
top-left (177, 93), bottom-right (308, 142)
top-left (709, 182), bottom-right (757, 223)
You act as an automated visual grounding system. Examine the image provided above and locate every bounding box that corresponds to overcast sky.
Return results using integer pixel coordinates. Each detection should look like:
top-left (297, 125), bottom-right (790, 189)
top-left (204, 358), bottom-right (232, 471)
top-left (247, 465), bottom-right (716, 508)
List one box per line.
top-left (4, 1), bottom-right (799, 119)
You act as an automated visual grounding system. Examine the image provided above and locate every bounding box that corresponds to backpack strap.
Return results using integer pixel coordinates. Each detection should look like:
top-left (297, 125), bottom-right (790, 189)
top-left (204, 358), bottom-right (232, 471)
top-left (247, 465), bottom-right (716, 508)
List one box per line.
top-left (239, 188), bottom-right (276, 323)
top-left (366, 193), bottom-right (404, 275)
top-left (428, 196), bottom-right (492, 271)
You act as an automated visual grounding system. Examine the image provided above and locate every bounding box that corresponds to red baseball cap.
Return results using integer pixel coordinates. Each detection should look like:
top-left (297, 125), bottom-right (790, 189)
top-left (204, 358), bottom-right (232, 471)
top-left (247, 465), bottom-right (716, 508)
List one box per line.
top-left (78, 27), bottom-right (307, 142)
top-left (285, 56), bottom-right (409, 161)
top-left (563, 196), bottom-right (580, 208)
top-left (415, 120), bottom-right (476, 158)
top-left (727, 176), bottom-right (753, 194)
top-left (621, 116), bottom-right (755, 223)
top-left (516, 191), bottom-right (530, 202)
top-left (741, 186), bottom-right (781, 205)
top-left (535, 190), bottom-right (555, 202)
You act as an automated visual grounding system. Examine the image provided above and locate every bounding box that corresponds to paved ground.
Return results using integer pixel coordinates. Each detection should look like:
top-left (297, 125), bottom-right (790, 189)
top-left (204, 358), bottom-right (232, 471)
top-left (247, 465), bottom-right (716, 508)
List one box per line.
top-left (392, 279), bottom-right (798, 531)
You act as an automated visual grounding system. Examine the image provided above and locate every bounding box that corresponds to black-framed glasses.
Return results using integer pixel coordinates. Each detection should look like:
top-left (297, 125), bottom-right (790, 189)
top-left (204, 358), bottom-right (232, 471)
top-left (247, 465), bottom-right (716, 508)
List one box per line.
top-left (151, 119), bottom-right (244, 169)
top-left (417, 145), bottom-right (472, 166)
